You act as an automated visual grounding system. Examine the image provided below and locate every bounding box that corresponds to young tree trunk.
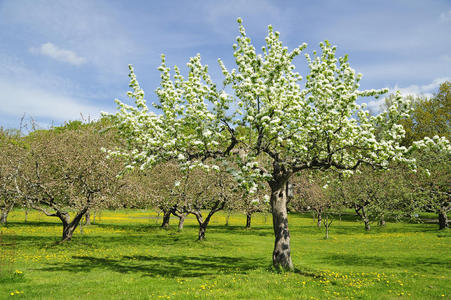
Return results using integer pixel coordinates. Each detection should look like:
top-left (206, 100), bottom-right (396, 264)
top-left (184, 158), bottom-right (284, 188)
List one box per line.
top-left (364, 219), bottom-right (371, 231)
top-left (438, 210), bottom-right (448, 230)
top-left (269, 179), bottom-right (294, 271)
top-left (0, 210), bottom-right (8, 225)
top-left (324, 214), bottom-right (329, 239)
top-left (378, 215), bottom-right (386, 227)
top-left (85, 210), bottom-right (91, 225)
top-left (161, 209), bottom-right (171, 229)
top-left (225, 210), bottom-right (231, 226)
top-left (24, 207), bottom-right (28, 223)
top-left (316, 211), bottom-right (322, 228)
top-left (245, 212), bottom-right (252, 228)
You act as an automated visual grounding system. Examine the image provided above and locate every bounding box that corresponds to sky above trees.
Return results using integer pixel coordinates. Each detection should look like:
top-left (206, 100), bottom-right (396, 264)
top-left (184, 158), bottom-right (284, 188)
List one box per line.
top-left (0, 0), bottom-right (450, 128)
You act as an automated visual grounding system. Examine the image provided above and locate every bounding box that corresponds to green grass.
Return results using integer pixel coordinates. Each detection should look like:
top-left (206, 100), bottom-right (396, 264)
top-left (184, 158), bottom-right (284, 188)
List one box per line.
top-left (0, 209), bottom-right (450, 299)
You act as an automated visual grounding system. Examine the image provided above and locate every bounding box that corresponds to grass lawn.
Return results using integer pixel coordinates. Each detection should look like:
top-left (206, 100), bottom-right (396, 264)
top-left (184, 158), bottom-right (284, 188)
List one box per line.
top-left (0, 209), bottom-right (450, 299)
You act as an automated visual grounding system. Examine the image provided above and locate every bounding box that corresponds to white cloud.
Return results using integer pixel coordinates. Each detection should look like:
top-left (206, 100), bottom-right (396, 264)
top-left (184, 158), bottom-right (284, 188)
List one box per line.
top-left (0, 79), bottom-right (105, 121)
top-left (30, 42), bottom-right (86, 65)
top-left (366, 97), bottom-right (386, 115)
top-left (366, 77), bottom-right (450, 114)
top-left (0, 58), bottom-right (110, 125)
top-left (439, 10), bottom-right (451, 23)
top-left (395, 77), bottom-right (450, 97)
top-left (1, 0), bottom-right (137, 74)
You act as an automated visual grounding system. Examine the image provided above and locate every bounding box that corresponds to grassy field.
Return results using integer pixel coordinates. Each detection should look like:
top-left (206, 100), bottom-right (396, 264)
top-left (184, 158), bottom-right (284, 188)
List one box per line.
top-left (0, 209), bottom-right (450, 299)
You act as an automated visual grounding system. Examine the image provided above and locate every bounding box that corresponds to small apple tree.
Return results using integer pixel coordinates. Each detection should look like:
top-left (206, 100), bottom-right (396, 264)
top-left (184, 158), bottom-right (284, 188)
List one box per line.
top-left (106, 19), bottom-right (412, 270)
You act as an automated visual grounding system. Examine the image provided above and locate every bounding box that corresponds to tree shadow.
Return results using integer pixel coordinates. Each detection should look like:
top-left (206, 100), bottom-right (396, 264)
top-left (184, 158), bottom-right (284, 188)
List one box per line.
top-left (323, 253), bottom-right (450, 270)
top-left (5, 221), bottom-right (58, 228)
top-left (208, 225), bottom-right (273, 237)
top-left (38, 254), bottom-right (265, 278)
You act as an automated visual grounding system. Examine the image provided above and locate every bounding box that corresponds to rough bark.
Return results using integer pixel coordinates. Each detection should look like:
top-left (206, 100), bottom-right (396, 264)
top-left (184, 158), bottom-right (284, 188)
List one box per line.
top-left (355, 204), bottom-right (371, 231)
top-left (198, 223), bottom-right (207, 240)
top-left (245, 212), bottom-right (252, 228)
top-left (85, 211), bottom-right (91, 225)
top-left (192, 200), bottom-right (225, 241)
top-left (172, 210), bottom-right (187, 231)
top-left (270, 178), bottom-right (294, 271)
top-left (0, 202), bottom-right (14, 225)
top-left (161, 209), bottom-right (171, 229)
top-left (0, 210), bottom-right (8, 225)
top-left (364, 219), bottom-right (371, 231)
top-left (438, 210), bottom-right (448, 230)
top-left (193, 212), bottom-right (208, 240)
top-left (178, 214), bottom-right (186, 231)
top-left (59, 207), bottom-right (88, 242)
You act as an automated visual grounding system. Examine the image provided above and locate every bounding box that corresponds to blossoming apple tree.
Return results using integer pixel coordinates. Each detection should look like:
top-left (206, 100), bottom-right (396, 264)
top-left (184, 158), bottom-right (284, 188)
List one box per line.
top-left (106, 19), bottom-right (413, 270)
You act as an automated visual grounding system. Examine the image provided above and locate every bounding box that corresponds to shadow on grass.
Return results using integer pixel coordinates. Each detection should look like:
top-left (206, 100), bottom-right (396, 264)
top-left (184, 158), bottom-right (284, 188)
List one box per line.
top-left (324, 253), bottom-right (451, 270)
top-left (206, 225), bottom-right (273, 237)
top-left (5, 221), bottom-right (59, 228)
top-left (38, 254), bottom-right (265, 278)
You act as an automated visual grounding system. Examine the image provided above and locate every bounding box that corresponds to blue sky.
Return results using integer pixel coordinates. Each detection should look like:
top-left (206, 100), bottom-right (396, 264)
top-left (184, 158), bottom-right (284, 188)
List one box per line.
top-left (0, 0), bottom-right (450, 129)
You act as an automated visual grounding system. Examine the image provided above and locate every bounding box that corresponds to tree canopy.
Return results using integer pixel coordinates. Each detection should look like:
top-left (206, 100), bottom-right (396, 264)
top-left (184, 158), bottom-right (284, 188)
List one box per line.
top-left (106, 19), bottom-right (418, 270)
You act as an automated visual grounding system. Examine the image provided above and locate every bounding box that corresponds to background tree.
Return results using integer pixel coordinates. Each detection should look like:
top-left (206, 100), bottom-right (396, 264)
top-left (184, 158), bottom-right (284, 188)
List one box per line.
top-left (106, 19), bottom-right (413, 270)
top-left (179, 167), bottom-right (237, 240)
top-left (409, 136), bottom-right (450, 229)
top-left (0, 128), bottom-right (25, 225)
top-left (290, 171), bottom-right (331, 228)
top-left (241, 189), bottom-right (270, 229)
top-left (332, 166), bottom-right (411, 230)
top-left (15, 122), bottom-right (124, 241)
top-left (385, 81), bottom-right (450, 147)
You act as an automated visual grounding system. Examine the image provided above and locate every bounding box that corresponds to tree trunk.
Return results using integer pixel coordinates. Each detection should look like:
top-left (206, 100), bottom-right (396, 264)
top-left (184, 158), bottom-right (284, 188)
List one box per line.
top-left (177, 214), bottom-right (186, 231)
top-left (0, 202), bottom-right (14, 225)
top-left (198, 224), bottom-right (207, 240)
top-left (0, 210), bottom-right (8, 225)
top-left (364, 219), bottom-right (371, 231)
top-left (378, 215), bottom-right (386, 227)
top-left (355, 205), bottom-right (371, 231)
top-left (62, 222), bottom-right (77, 241)
top-left (438, 210), bottom-right (448, 230)
top-left (194, 212), bottom-right (210, 241)
top-left (59, 208), bottom-right (88, 242)
top-left (85, 211), bottom-right (91, 225)
top-left (192, 200), bottom-right (225, 241)
top-left (161, 210), bottom-right (171, 229)
top-left (270, 179), bottom-right (294, 271)
top-left (245, 212), bottom-right (252, 228)
top-left (225, 210), bottom-right (231, 226)
top-left (324, 214), bottom-right (329, 239)
top-left (24, 208), bottom-right (28, 223)
top-left (317, 211), bottom-right (322, 228)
